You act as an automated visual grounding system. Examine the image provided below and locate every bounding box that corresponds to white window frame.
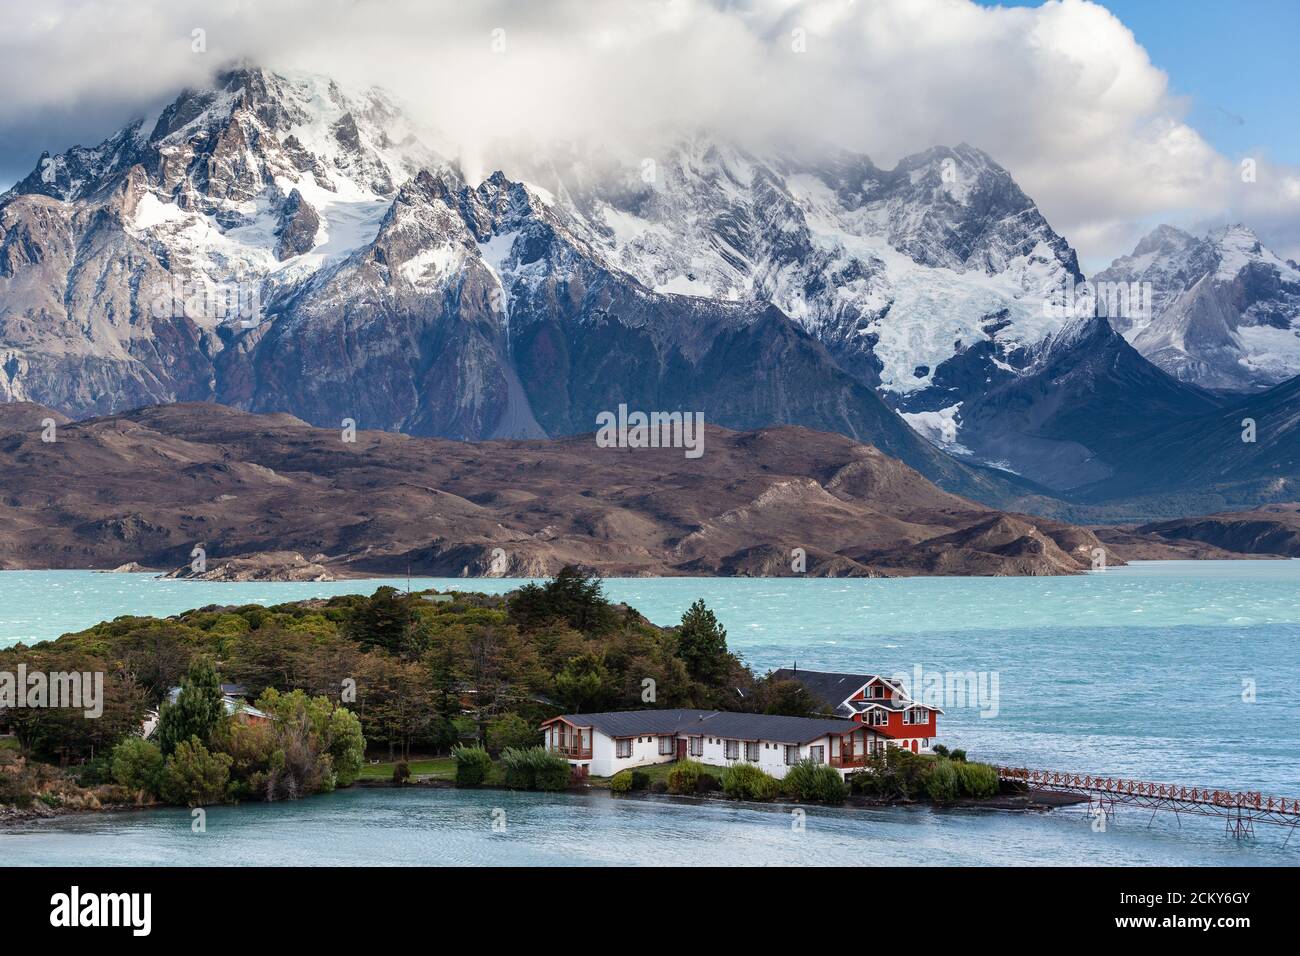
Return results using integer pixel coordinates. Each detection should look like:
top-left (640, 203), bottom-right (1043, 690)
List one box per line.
top-left (808, 745), bottom-right (825, 765)
top-left (784, 745), bottom-right (800, 766)
top-left (658, 736), bottom-right (674, 756)
top-left (724, 739), bottom-right (740, 760)
top-left (689, 736), bottom-right (703, 757)
top-left (744, 741), bottom-right (760, 761)
top-left (616, 738), bottom-right (633, 759)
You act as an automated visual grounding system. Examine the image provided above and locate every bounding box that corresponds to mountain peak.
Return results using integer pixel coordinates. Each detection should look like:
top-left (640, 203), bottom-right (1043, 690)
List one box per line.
top-left (1098, 220), bottom-right (1300, 389)
top-left (1130, 223), bottom-right (1197, 256)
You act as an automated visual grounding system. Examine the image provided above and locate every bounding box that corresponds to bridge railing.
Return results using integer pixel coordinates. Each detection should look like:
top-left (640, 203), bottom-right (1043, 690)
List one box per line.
top-left (995, 766), bottom-right (1300, 816)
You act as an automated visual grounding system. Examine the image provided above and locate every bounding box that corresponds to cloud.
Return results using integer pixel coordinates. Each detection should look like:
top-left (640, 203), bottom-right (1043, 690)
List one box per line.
top-left (1, 0), bottom-right (1296, 268)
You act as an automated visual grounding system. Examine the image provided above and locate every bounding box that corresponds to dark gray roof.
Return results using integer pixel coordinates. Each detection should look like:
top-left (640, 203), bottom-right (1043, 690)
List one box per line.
top-left (770, 669), bottom-right (878, 712)
top-left (547, 709), bottom-right (861, 744)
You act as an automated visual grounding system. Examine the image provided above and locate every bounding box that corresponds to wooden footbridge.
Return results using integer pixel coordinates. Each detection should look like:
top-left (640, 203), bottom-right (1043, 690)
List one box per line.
top-left (996, 766), bottom-right (1300, 841)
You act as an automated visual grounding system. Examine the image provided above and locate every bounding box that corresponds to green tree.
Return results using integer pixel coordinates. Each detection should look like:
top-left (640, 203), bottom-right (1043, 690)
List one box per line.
top-left (252, 688), bottom-right (366, 798)
top-left (759, 679), bottom-right (819, 717)
top-left (677, 600), bottom-right (729, 685)
top-left (110, 737), bottom-right (164, 795)
top-left (485, 713), bottom-right (539, 753)
top-left (554, 652), bottom-right (613, 712)
top-left (347, 586), bottom-right (417, 653)
top-left (327, 705), bottom-right (365, 787)
top-left (508, 567), bottom-right (615, 633)
top-left (209, 718), bottom-right (276, 800)
top-left (159, 736), bottom-right (232, 806)
top-left (156, 658), bottom-right (226, 756)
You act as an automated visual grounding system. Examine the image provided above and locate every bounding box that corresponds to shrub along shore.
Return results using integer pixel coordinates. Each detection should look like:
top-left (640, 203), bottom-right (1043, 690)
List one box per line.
top-left (393, 741), bottom-right (1022, 815)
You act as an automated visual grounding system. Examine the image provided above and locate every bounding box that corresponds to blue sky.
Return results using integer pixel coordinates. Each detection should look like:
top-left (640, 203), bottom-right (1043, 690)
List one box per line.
top-left (988, 0), bottom-right (1300, 165)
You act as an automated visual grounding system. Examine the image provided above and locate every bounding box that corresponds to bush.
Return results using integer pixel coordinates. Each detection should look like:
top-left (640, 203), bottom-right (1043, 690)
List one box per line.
top-left (846, 771), bottom-right (873, 796)
top-left (158, 736), bottom-right (232, 807)
top-left (209, 719), bottom-right (275, 800)
top-left (610, 770), bottom-right (634, 794)
top-left (949, 749), bottom-right (968, 763)
top-left (392, 761), bottom-right (411, 786)
top-left (855, 747), bottom-right (931, 799)
top-left (453, 745), bottom-right (493, 787)
top-left (225, 689), bottom-right (365, 800)
top-left (650, 780), bottom-right (668, 793)
top-left (0, 751), bottom-right (45, 808)
top-left (666, 760), bottom-right (704, 795)
top-left (721, 762), bottom-right (780, 801)
top-left (924, 758), bottom-right (960, 803)
top-left (75, 755), bottom-right (114, 787)
top-left (630, 770), bottom-right (651, 791)
top-left (782, 760), bottom-right (847, 804)
top-left (486, 713), bottom-right (540, 754)
top-left (953, 761), bottom-right (999, 798)
top-left (501, 747), bottom-right (572, 791)
top-left (696, 773), bottom-right (721, 794)
top-left (111, 737), bottom-right (164, 795)
top-left (931, 744), bottom-right (950, 758)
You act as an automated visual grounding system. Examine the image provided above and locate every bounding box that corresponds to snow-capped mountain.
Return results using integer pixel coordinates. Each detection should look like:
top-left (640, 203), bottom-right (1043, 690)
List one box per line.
top-left (2, 65), bottom-right (1292, 511)
top-left (2, 66), bottom-right (1048, 505)
top-left (1094, 224), bottom-right (1300, 391)
top-left (509, 139), bottom-right (1083, 406)
top-left (0, 68), bottom-right (442, 414)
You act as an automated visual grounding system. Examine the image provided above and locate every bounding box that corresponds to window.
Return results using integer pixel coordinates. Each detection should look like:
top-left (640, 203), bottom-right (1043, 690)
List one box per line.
top-left (689, 737), bottom-right (703, 757)
top-left (725, 739), bottom-right (740, 760)
top-left (616, 738), bottom-right (632, 758)
top-left (784, 745), bottom-right (800, 766)
top-left (871, 684), bottom-right (885, 699)
top-left (658, 736), bottom-right (674, 756)
top-left (745, 741), bottom-right (760, 761)
top-left (808, 745), bottom-right (825, 765)
top-left (869, 709), bottom-right (888, 726)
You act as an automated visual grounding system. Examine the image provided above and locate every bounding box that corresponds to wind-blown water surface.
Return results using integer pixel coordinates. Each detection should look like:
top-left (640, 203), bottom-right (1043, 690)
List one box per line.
top-left (3, 561), bottom-right (1297, 865)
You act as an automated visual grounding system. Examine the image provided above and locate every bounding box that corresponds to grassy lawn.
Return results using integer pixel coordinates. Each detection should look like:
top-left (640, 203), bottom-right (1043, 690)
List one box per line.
top-left (588, 759), bottom-right (681, 789)
top-left (357, 755), bottom-right (506, 786)
top-left (358, 756), bottom-right (457, 781)
top-left (0, 736), bottom-right (19, 752)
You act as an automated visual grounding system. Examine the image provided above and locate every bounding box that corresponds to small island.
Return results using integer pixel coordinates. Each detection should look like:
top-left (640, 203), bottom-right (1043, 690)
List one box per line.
top-left (1, 569), bottom-right (1016, 821)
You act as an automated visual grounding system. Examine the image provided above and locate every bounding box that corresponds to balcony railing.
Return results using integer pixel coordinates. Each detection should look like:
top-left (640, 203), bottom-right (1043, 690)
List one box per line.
top-left (552, 743), bottom-right (592, 759)
top-left (830, 753), bottom-right (871, 768)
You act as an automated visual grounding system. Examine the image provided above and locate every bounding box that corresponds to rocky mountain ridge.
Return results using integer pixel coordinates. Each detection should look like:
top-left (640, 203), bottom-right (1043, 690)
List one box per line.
top-left (0, 401), bottom-right (1111, 578)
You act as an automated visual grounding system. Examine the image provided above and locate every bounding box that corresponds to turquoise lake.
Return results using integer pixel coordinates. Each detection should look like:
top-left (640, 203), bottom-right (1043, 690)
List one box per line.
top-left (2, 561), bottom-right (1298, 865)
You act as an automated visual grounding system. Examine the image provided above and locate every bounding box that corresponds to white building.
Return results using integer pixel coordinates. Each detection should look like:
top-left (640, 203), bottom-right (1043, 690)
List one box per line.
top-left (540, 709), bottom-right (880, 780)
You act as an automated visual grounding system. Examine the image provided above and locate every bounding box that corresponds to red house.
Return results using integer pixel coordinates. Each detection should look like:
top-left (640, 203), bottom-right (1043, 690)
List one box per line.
top-left (770, 669), bottom-right (942, 754)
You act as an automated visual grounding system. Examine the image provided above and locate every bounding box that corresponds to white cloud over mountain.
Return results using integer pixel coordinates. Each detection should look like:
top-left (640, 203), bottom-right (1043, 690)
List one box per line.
top-left (1, 0), bottom-right (1296, 269)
